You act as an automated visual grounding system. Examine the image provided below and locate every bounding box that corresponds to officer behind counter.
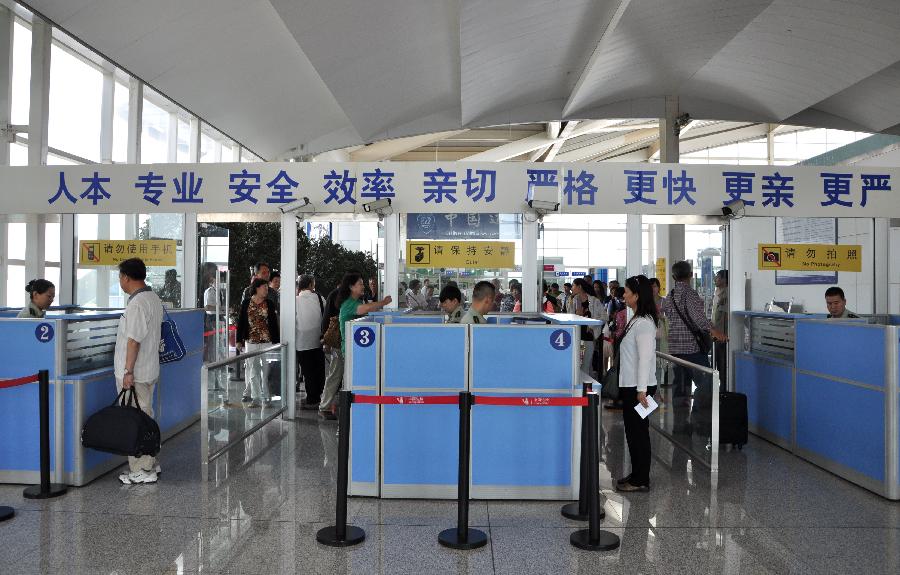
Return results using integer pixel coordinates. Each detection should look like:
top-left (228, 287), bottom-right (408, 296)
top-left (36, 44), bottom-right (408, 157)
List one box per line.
top-left (440, 284), bottom-right (463, 324)
top-left (825, 286), bottom-right (859, 319)
top-left (460, 281), bottom-right (496, 324)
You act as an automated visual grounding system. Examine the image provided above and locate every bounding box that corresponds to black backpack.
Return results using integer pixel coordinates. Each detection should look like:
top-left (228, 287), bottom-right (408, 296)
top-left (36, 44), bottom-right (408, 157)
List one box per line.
top-left (82, 389), bottom-right (160, 457)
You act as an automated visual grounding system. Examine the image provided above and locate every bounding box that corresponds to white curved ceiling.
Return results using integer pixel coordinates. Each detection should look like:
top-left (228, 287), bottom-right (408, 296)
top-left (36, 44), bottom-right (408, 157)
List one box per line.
top-left (23, 0), bottom-right (900, 160)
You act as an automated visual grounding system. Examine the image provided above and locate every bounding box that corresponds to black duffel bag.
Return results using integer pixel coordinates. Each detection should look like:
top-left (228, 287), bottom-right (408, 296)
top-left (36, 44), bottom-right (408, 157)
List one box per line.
top-left (82, 389), bottom-right (160, 457)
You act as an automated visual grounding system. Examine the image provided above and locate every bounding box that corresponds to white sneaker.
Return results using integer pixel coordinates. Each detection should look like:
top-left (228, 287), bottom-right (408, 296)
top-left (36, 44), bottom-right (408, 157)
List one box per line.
top-left (118, 469), bottom-right (158, 484)
top-left (155, 464), bottom-right (162, 475)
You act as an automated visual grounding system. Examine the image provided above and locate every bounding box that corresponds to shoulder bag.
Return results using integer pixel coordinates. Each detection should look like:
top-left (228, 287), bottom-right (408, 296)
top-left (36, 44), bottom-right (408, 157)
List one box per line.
top-left (159, 307), bottom-right (186, 363)
top-left (671, 292), bottom-right (713, 355)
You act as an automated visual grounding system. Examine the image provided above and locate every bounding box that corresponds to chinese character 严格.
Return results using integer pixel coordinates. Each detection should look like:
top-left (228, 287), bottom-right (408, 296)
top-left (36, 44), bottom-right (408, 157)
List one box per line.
top-left (663, 169), bottom-right (696, 205)
top-left (267, 170), bottom-right (299, 204)
top-left (49, 172), bottom-right (78, 205)
top-left (136, 172), bottom-right (166, 206)
top-left (820, 172), bottom-right (853, 208)
top-left (323, 169), bottom-right (357, 205)
top-left (722, 172), bottom-right (756, 206)
top-left (761, 172), bottom-right (794, 208)
top-left (463, 169), bottom-right (496, 203)
top-left (229, 170), bottom-right (261, 204)
top-left (861, 174), bottom-right (890, 207)
top-left (361, 168), bottom-right (395, 201)
top-left (423, 168), bottom-right (457, 204)
top-left (81, 172), bottom-right (111, 206)
top-left (563, 170), bottom-right (597, 206)
top-left (623, 170), bottom-right (657, 205)
top-left (172, 172), bottom-right (204, 203)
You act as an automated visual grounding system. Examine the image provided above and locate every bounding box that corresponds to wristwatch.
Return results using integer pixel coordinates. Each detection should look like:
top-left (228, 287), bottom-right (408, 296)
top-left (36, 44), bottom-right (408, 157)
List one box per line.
top-left (123, 368), bottom-right (133, 376)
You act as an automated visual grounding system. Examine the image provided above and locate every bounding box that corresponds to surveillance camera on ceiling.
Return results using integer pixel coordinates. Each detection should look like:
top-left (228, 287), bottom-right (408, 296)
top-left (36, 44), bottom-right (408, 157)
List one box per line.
top-left (279, 197), bottom-right (315, 218)
top-left (362, 198), bottom-right (392, 215)
top-left (527, 199), bottom-right (560, 217)
top-left (721, 198), bottom-right (745, 219)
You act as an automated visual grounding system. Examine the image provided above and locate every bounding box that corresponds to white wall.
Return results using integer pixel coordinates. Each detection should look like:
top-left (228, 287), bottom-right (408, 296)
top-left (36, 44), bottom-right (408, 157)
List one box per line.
top-left (890, 225), bottom-right (900, 314)
top-left (737, 217), bottom-right (874, 314)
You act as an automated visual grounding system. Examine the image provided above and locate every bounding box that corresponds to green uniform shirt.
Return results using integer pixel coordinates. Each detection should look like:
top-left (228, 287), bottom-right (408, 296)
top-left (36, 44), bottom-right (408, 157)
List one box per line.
top-left (444, 306), bottom-right (463, 324)
top-left (460, 308), bottom-right (486, 324)
top-left (339, 297), bottom-right (361, 354)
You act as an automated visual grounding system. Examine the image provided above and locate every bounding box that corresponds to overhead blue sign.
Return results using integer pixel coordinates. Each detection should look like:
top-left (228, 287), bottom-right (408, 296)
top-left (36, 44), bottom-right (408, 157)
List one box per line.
top-left (407, 213), bottom-right (500, 240)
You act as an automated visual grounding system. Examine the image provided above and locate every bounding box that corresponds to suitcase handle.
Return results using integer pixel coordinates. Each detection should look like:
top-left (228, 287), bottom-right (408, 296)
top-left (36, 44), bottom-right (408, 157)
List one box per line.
top-left (114, 388), bottom-right (143, 410)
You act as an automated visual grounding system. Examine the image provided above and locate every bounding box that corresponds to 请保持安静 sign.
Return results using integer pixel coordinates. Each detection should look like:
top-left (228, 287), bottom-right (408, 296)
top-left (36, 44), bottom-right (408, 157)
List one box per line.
top-left (79, 240), bottom-right (178, 267)
top-left (406, 241), bottom-right (515, 269)
top-left (758, 243), bottom-right (862, 272)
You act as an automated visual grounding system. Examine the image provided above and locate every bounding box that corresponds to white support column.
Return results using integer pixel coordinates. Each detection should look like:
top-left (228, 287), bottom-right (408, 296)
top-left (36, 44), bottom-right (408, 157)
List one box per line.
top-left (626, 214), bottom-right (642, 278)
top-left (97, 215), bottom-right (111, 307)
top-left (875, 218), bottom-right (890, 314)
top-left (190, 117), bottom-right (201, 162)
top-left (24, 214), bottom-right (44, 282)
top-left (127, 78), bottom-right (143, 164)
top-left (59, 213), bottom-right (74, 304)
top-left (182, 213), bottom-right (198, 309)
top-left (522, 218), bottom-right (539, 312)
top-left (658, 95), bottom-right (684, 276)
top-left (28, 18), bottom-right (50, 166)
top-left (99, 71), bottom-right (114, 163)
top-left (383, 213), bottom-right (399, 308)
top-left (726, 217), bottom-right (748, 390)
top-left (280, 213), bottom-right (297, 419)
top-left (0, 6), bottom-right (13, 166)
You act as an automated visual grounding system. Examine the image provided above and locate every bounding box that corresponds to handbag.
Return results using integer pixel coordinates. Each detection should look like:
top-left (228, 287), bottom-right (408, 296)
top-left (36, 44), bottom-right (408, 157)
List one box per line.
top-left (671, 292), bottom-right (713, 355)
top-left (323, 315), bottom-right (341, 349)
top-left (159, 307), bottom-right (186, 363)
top-left (81, 389), bottom-right (161, 457)
top-left (601, 365), bottom-right (620, 400)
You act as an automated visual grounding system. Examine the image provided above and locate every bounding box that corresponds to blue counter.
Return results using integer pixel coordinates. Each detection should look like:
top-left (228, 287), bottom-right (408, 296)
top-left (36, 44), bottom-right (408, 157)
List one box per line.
top-left (735, 312), bottom-right (899, 499)
top-left (0, 308), bottom-right (204, 486)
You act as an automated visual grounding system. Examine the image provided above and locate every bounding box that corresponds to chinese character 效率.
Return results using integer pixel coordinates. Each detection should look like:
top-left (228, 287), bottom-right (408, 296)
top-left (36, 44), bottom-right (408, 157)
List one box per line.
top-left (323, 169), bottom-right (357, 205)
top-left (361, 168), bottom-right (395, 201)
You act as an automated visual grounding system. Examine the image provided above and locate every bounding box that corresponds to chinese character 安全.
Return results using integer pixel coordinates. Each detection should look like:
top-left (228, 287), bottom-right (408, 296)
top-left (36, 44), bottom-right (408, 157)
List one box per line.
top-left (361, 168), bottom-right (395, 201)
top-left (136, 172), bottom-right (166, 206)
top-left (172, 172), bottom-right (204, 203)
top-left (48, 172), bottom-right (78, 205)
top-left (761, 172), bottom-right (794, 208)
top-left (623, 170), bottom-right (657, 205)
top-left (663, 169), bottom-right (697, 205)
top-left (229, 169), bottom-right (261, 204)
top-left (323, 170), bottom-right (357, 205)
top-left (80, 172), bottom-right (112, 206)
top-left (563, 170), bottom-right (597, 206)
top-left (267, 170), bottom-right (299, 204)
top-left (820, 172), bottom-right (853, 208)
top-left (463, 169), bottom-right (496, 203)
top-left (860, 174), bottom-right (891, 207)
top-left (423, 168), bottom-right (458, 204)
top-left (722, 172), bottom-right (755, 206)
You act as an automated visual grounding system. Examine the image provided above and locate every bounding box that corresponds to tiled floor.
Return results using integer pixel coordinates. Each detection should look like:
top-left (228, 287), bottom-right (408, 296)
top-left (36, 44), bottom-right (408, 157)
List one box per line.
top-left (2, 401), bottom-right (899, 574)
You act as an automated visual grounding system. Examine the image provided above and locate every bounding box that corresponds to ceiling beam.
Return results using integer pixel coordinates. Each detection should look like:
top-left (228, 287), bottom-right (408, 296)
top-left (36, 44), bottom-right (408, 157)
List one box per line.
top-left (555, 128), bottom-right (658, 162)
top-left (462, 132), bottom-right (562, 162)
top-left (543, 121), bottom-right (580, 162)
top-left (349, 130), bottom-right (466, 162)
top-left (647, 119), bottom-right (699, 160)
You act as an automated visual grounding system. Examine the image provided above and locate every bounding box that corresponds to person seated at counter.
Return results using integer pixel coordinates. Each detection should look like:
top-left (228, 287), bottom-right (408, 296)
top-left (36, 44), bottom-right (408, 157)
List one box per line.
top-left (825, 286), bottom-right (859, 319)
top-left (461, 281), bottom-right (495, 324)
top-left (439, 284), bottom-right (463, 323)
top-left (18, 279), bottom-right (55, 318)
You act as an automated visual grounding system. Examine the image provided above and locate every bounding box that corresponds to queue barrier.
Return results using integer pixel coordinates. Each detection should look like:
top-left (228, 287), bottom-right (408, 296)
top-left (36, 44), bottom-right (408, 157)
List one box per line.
top-left (0, 369), bottom-right (68, 519)
top-left (316, 389), bottom-right (620, 552)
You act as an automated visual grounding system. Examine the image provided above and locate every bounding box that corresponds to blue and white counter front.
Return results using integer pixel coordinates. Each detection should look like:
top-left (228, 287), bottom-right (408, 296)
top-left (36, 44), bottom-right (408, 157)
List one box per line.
top-left (346, 313), bottom-right (601, 500)
top-left (0, 308), bottom-right (204, 486)
top-left (734, 312), bottom-right (900, 499)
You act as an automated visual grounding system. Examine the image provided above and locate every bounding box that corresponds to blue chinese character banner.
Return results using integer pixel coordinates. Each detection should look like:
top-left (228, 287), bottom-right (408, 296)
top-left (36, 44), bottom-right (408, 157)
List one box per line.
top-left (6, 162), bottom-right (898, 217)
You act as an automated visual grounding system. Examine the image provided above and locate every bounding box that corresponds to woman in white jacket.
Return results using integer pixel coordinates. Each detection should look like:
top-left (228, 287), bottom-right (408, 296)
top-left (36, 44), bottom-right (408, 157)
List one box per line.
top-left (615, 275), bottom-right (659, 493)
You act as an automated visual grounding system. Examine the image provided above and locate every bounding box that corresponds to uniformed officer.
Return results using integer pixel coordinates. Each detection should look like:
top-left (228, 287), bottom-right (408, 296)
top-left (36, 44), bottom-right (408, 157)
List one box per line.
top-left (460, 281), bottom-right (496, 324)
top-left (440, 284), bottom-right (464, 323)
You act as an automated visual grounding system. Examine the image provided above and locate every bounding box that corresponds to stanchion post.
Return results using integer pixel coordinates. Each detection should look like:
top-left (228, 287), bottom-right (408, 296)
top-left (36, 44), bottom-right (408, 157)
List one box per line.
top-left (316, 390), bottom-right (365, 547)
top-left (0, 505), bottom-right (13, 522)
top-left (562, 381), bottom-right (603, 521)
top-left (23, 370), bottom-right (67, 500)
top-left (570, 393), bottom-right (619, 551)
top-left (439, 391), bottom-right (488, 550)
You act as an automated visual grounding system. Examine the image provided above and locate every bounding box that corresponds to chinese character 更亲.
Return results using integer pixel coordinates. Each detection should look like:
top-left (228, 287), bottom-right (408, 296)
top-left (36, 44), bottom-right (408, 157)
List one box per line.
top-left (722, 171), bottom-right (756, 206)
top-left (423, 168), bottom-right (458, 204)
top-left (229, 169), bottom-right (261, 204)
top-left (564, 169), bottom-right (597, 206)
top-left (623, 170), bottom-right (657, 205)
top-left (820, 172), bottom-right (853, 208)
top-left (761, 172), bottom-right (795, 208)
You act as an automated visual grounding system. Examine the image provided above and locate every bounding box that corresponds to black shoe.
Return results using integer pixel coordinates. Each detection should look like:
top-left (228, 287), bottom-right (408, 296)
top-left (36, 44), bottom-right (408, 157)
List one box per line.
top-left (616, 475), bottom-right (632, 486)
top-left (241, 395), bottom-right (251, 403)
top-left (615, 482), bottom-right (650, 493)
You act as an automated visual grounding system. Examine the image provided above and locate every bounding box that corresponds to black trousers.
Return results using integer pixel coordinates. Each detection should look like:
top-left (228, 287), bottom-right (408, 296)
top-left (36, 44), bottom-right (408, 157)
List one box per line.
top-left (621, 385), bottom-right (657, 487)
top-left (297, 348), bottom-right (326, 404)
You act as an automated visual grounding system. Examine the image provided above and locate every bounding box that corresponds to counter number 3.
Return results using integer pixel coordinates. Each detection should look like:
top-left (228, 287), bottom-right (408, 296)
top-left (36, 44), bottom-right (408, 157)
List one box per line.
top-left (354, 326), bottom-right (375, 348)
top-left (550, 329), bottom-right (571, 350)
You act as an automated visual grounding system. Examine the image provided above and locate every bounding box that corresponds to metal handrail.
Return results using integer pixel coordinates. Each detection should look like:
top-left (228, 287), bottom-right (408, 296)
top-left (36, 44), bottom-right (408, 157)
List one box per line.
top-left (204, 342), bottom-right (284, 370)
top-left (655, 351), bottom-right (717, 375)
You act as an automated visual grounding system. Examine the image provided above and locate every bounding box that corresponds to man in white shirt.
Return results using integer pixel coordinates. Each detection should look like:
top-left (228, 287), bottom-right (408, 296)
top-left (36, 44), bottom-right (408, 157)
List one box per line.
top-left (295, 275), bottom-right (326, 409)
top-left (114, 258), bottom-right (164, 485)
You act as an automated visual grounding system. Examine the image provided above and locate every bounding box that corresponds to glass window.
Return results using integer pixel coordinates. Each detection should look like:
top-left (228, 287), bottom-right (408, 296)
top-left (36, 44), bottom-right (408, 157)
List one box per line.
top-left (45, 221), bottom-right (60, 263)
top-left (141, 96), bottom-right (170, 163)
top-left (176, 119), bottom-right (191, 162)
top-left (11, 21), bottom-right (31, 126)
top-left (9, 142), bottom-right (28, 166)
top-left (44, 265), bottom-right (60, 294)
top-left (221, 143), bottom-right (233, 162)
top-left (49, 44), bottom-right (103, 161)
top-left (113, 81), bottom-right (129, 163)
top-left (8, 222), bottom-right (26, 260)
top-left (200, 132), bottom-right (215, 163)
top-left (6, 265), bottom-right (26, 308)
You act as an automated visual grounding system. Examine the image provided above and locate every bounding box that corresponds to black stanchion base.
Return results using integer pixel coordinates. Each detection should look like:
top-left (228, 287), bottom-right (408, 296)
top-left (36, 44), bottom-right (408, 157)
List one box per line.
top-left (22, 484), bottom-right (68, 500)
top-left (438, 527), bottom-right (489, 550)
top-left (570, 529), bottom-right (620, 551)
top-left (316, 525), bottom-right (366, 547)
top-left (0, 506), bottom-right (14, 522)
top-left (560, 502), bottom-right (589, 521)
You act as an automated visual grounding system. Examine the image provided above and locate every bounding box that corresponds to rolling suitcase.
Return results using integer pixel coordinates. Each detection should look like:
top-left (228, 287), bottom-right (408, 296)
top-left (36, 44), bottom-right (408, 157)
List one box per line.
top-left (718, 391), bottom-right (748, 449)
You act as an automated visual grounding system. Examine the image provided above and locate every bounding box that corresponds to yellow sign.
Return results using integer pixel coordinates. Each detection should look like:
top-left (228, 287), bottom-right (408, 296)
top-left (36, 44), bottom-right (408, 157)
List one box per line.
top-left (655, 258), bottom-right (667, 292)
top-left (406, 241), bottom-right (515, 269)
top-left (79, 240), bottom-right (178, 267)
top-left (758, 243), bottom-right (862, 272)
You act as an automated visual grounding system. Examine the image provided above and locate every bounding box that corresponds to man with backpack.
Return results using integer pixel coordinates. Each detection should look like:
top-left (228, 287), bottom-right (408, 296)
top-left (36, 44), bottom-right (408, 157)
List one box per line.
top-left (296, 275), bottom-right (326, 410)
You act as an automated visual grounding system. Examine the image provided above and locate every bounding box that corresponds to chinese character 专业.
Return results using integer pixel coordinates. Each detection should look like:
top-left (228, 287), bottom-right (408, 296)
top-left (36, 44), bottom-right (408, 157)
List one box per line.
top-left (172, 172), bottom-right (204, 203)
top-left (136, 172), bottom-right (166, 206)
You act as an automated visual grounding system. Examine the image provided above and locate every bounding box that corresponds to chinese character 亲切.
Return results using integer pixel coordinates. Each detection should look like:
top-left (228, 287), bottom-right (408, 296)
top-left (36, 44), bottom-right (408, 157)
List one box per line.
top-left (463, 169), bottom-right (496, 203)
top-left (761, 172), bottom-right (795, 208)
top-left (423, 168), bottom-right (458, 204)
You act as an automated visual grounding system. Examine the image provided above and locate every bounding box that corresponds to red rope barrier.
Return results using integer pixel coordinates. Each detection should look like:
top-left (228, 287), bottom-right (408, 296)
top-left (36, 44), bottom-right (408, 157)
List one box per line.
top-left (0, 373), bottom-right (40, 390)
top-left (203, 325), bottom-right (237, 337)
top-left (474, 396), bottom-right (588, 407)
top-left (353, 395), bottom-right (459, 405)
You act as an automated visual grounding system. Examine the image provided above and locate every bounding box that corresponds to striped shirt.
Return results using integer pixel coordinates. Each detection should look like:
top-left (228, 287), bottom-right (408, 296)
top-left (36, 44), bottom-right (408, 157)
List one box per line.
top-left (662, 282), bottom-right (712, 355)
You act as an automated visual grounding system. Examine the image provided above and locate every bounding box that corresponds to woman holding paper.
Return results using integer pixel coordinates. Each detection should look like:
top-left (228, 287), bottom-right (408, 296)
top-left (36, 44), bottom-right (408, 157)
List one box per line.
top-left (615, 275), bottom-right (659, 493)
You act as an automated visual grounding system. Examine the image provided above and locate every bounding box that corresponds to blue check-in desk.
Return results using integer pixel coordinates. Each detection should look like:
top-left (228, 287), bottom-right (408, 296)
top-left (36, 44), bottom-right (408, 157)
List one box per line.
top-left (0, 308), bottom-right (204, 486)
top-left (734, 312), bottom-right (900, 499)
top-left (346, 312), bottom-right (600, 499)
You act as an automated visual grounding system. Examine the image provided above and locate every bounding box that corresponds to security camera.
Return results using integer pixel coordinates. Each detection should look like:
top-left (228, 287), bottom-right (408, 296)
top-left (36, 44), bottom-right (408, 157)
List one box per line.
top-left (527, 199), bottom-right (560, 219)
top-left (279, 197), bottom-right (315, 216)
top-left (362, 198), bottom-right (393, 217)
top-left (721, 198), bottom-right (745, 219)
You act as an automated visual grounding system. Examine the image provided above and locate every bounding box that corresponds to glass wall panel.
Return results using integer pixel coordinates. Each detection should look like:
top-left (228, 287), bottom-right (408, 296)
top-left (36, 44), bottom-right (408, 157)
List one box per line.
top-left (49, 44), bottom-right (103, 161)
top-left (9, 142), bottom-right (28, 166)
top-left (11, 21), bottom-right (31, 126)
top-left (141, 96), bottom-right (170, 163)
top-left (6, 265), bottom-right (25, 308)
top-left (177, 119), bottom-right (191, 162)
top-left (113, 81), bottom-right (129, 163)
top-left (8, 222), bottom-right (25, 260)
